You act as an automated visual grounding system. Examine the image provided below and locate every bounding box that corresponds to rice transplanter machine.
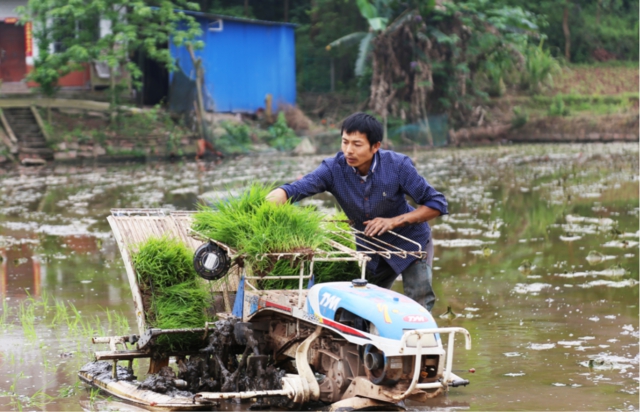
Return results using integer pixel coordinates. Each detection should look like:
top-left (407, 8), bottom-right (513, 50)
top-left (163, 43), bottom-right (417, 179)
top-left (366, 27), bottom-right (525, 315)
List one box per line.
top-left (80, 209), bottom-right (472, 410)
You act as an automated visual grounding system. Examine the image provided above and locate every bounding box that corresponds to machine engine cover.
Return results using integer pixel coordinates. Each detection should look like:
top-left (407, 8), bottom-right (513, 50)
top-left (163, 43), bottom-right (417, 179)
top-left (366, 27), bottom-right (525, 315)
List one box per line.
top-left (306, 282), bottom-right (439, 341)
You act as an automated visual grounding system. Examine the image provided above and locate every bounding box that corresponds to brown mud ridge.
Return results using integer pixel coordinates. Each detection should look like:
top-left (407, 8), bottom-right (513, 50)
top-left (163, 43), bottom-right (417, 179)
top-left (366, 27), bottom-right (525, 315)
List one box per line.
top-left (450, 104), bottom-right (639, 146)
top-left (82, 317), bottom-right (291, 409)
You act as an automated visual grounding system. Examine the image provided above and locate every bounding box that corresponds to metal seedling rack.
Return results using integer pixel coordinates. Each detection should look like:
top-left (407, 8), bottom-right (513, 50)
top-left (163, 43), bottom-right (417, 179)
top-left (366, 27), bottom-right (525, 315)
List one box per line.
top-left (189, 220), bottom-right (427, 309)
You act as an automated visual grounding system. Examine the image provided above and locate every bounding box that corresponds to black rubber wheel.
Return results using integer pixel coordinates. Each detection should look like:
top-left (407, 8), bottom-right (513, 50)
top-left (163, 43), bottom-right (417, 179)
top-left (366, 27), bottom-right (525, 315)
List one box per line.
top-left (193, 241), bottom-right (231, 281)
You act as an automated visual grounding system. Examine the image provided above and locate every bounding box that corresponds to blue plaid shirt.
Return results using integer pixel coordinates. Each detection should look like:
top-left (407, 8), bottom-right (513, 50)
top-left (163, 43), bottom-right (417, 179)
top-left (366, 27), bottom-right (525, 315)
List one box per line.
top-left (280, 149), bottom-right (448, 275)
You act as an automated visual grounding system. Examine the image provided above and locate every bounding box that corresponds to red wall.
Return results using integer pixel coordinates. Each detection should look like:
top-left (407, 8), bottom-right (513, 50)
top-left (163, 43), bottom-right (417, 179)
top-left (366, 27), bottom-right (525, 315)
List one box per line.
top-left (26, 63), bottom-right (91, 89)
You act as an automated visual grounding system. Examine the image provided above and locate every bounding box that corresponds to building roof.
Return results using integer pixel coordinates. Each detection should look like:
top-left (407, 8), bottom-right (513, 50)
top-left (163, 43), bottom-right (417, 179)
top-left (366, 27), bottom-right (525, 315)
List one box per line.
top-left (180, 9), bottom-right (297, 28)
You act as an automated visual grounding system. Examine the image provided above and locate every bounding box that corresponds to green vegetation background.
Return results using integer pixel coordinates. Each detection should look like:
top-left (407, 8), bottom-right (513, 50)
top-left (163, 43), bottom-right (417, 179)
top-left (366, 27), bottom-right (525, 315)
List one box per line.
top-left (206, 0), bottom-right (638, 94)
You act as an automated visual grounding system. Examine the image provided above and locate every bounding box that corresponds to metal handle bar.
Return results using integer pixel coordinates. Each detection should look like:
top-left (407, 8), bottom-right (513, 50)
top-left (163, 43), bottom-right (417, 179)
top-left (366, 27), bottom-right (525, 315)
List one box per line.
top-left (384, 327), bottom-right (471, 401)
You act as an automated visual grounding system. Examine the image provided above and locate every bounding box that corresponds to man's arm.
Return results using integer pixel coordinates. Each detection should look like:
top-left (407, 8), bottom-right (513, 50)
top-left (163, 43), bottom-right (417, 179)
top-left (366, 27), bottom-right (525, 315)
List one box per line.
top-left (266, 188), bottom-right (288, 205)
top-left (363, 205), bottom-right (440, 237)
top-left (365, 156), bottom-right (447, 237)
top-left (266, 160), bottom-right (334, 205)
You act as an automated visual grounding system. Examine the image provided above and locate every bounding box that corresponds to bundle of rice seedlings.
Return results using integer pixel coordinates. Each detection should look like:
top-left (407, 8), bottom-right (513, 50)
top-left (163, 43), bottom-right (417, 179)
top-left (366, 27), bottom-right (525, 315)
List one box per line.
top-left (192, 184), bottom-right (362, 287)
top-left (132, 236), bottom-right (213, 352)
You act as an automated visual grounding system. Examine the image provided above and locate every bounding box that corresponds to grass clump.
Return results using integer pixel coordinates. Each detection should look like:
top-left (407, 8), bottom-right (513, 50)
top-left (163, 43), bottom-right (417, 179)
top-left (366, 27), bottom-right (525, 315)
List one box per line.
top-left (132, 236), bottom-right (212, 352)
top-left (192, 183), bottom-right (361, 287)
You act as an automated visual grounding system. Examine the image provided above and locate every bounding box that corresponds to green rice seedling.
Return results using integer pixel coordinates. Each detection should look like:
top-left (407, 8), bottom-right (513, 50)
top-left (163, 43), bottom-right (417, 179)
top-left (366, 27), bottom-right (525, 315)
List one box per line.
top-left (50, 298), bottom-right (69, 327)
top-left (66, 302), bottom-right (82, 335)
top-left (112, 310), bottom-right (130, 336)
top-left (196, 192), bottom-right (364, 289)
top-left (103, 306), bottom-right (113, 332)
top-left (191, 183), bottom-right (274, 247)
top-left (132, 236), bottom-right (213, 352)
top-left (58, 381), bottom-right (81, 398)
top-left (18, 300), bottom-right (37, 341)
top-left (27, 390), bottom-right (55, 409)
top-left (263, 218), bottom-right (362, 289)
top-left (88, 387), bottom-right (102, 405)
top-left (152, 282), bottom-right (211, 351)
top-left (193, 183), bottom-right (361, 283)
top-left (37, 290), bottom-right (51, 315)
top-left (132, 236), bottom-right (197, 289)
top-left (92, 314), bottom-right (106, 337)
top-left (0, 298), bottom-right (10, 328)
top-left (4, 372), bottom-right (36, 412)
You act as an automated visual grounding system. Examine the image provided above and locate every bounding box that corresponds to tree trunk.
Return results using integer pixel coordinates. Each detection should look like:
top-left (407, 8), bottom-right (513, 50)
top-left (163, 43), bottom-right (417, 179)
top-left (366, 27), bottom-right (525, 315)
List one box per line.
top-left (187, 45), bottom-right (206, 141)
top-left (284, 0), bottom-right (289, 22)
top-left (423, 117), bottom-right (434, 147)
top-left (310, 0), bottom-right (318, 41)
top-left (110, 62), bottom-right (117, 124)
top-left (330, 58), bottom-right (335, 92)
top-left (563, 0), bottom-right (571, 62)
top-left (108, 36), bottom-right (118, 126)
top-left (596, 0), bottom-right (601, 25)
top-left (244, 0), bottom-right (249, 17)
top-left (382, 115), bottom-right (389, 149)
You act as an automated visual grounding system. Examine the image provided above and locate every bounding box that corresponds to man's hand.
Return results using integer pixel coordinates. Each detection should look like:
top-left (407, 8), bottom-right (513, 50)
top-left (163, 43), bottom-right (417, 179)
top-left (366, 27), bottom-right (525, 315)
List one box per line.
top-left (266, 188), bottom-right (288, 205)
top-left (363, 217), bottom-right (397, 237)
top-left (363, 205), bottom-right (442, 237)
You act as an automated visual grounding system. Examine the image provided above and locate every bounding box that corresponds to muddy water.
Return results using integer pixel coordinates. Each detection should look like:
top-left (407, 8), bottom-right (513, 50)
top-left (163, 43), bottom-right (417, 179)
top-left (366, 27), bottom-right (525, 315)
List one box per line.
top-left (0, 143), bottom-right (637, 411)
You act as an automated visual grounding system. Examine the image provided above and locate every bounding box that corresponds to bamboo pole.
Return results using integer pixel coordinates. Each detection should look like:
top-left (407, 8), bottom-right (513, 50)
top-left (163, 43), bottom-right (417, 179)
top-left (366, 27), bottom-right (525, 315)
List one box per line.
top-left (187, 45), bottom-right (207, 141)
top-left (0, 109), bottom-right (18, 144)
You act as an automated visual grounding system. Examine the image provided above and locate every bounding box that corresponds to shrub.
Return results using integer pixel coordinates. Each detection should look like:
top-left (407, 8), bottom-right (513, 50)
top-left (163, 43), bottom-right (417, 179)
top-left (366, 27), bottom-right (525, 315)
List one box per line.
top-left (548, 95), bottom-right (570, 116)
top-left (215, 121), bottom-right (254, 154)
top-left (266, 112), bottom-right (301, 151)
top-left (521, 41), bottom-right (562, 94)
top-left (511, 106), bottom-right (529, 128)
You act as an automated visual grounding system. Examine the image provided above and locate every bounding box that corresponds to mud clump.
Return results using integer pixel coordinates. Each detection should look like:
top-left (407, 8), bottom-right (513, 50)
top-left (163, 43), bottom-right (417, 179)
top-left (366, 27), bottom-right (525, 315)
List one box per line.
top-left (80, 361), bottom-right (136, 382)
top-left (138, 317), bottom-right (289, 408)
top-left (138, 366), bottom-right (193, 397)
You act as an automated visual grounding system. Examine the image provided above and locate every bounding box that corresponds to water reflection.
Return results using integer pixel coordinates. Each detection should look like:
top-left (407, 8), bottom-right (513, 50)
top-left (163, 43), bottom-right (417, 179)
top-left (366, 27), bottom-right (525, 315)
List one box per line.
top-left (0, 143), bottom-right (637, 411)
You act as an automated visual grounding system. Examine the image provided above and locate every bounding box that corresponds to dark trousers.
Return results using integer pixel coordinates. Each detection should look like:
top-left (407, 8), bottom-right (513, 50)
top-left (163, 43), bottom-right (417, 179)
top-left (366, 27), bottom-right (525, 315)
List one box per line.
top-left (367, 240), bottom-right (436, 311)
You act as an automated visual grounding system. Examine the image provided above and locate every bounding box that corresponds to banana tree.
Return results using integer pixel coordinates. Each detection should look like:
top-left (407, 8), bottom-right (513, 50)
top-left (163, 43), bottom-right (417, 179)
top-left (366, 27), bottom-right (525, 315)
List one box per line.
top-left (326, 0), bottom-right (424, 145)
top-left (326, 0), bottom-right (391, 77)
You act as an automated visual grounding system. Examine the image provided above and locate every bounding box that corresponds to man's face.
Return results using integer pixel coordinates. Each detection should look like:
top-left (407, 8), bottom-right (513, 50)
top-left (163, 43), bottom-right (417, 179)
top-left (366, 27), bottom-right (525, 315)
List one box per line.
top-left (341, 131), bottom-right (380, 172)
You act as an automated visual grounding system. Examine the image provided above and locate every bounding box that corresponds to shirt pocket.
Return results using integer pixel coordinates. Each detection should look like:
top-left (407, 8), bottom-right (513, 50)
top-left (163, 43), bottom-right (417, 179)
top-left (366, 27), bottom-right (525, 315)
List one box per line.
top-left (375, 194), bottom-right (401, 218)
top-left (381, 190), bottom-right (397, 202)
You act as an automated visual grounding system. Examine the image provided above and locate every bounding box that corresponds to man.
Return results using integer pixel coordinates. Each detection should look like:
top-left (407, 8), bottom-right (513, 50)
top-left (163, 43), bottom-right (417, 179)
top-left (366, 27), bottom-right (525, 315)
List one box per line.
top-left (267, 112), bottom-right (447, 311)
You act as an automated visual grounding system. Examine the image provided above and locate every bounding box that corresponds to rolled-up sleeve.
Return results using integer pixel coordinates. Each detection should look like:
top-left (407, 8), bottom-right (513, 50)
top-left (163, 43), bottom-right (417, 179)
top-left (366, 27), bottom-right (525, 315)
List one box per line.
top-left (399, 157), bottom-right (448, 215)
top-left (280, 160), bottom-right (334, 202)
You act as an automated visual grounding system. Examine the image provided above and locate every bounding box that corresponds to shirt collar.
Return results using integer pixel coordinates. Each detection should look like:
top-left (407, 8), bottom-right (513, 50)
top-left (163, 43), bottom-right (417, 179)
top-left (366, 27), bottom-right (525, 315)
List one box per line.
top-left (351, 151), bottom-right (378, 176)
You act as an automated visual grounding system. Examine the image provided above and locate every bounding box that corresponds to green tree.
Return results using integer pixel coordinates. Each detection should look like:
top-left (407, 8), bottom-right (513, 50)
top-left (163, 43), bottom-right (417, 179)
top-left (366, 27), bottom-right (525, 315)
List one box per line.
top-left (18, 0), bottom-right (203, 119)
top-left (495, 0), bottom-right (639, 62)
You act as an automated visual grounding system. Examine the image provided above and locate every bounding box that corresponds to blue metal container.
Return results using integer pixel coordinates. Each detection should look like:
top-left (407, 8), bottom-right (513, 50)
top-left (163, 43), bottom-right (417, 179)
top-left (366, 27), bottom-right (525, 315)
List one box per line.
top-left (170, 12), bottom-right (296, 113)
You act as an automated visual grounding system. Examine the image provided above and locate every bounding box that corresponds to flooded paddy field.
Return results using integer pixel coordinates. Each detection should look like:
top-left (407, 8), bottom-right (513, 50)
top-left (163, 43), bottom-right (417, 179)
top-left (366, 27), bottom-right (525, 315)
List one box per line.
top-left (0, 143), bottom-right (637, 411)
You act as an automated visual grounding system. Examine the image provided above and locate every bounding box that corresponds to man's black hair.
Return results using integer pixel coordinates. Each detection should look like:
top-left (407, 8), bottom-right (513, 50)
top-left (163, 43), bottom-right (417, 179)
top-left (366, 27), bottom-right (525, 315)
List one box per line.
top-left (341, 112), bottom-right (383, 147)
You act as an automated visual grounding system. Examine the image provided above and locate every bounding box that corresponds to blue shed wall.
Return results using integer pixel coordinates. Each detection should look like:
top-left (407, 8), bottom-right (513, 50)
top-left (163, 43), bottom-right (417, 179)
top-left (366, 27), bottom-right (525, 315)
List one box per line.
top-left (170, 17), bottom-right (296, 113)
